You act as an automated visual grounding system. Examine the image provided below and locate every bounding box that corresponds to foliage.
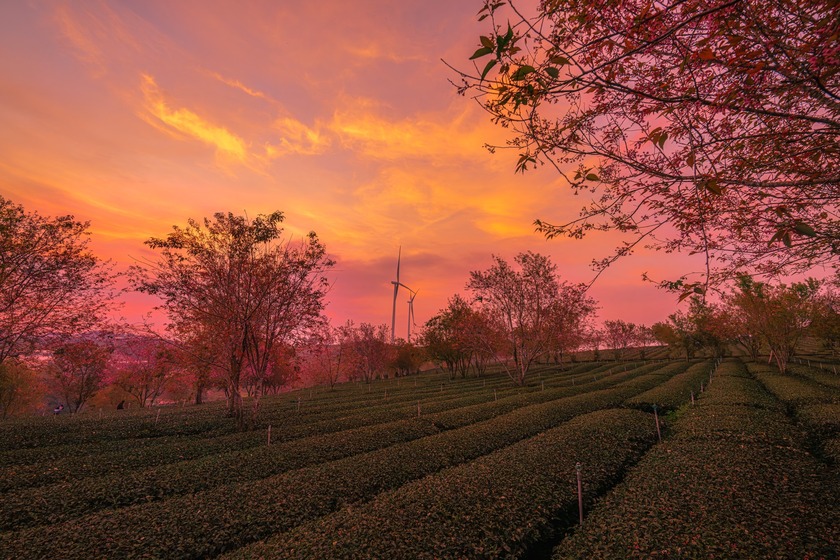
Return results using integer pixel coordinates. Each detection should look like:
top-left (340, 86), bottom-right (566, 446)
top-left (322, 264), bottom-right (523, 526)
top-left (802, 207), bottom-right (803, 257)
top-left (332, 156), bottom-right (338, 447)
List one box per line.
top-left (0, 359), bottom-right (42, 419)
top-left (458, 0), bottom-right (840, 291)
top-left (109, 334), bottom-right (178, 408)
top-left (0, 195), bottom-right (118, 365)
top-left (625, 360), bottom-right (713, 412)
top-left (49, 339), bottom-right (113, 413)
top-left (726, 276), bottom-right (824, 372)
top-left (230, 409), bottom-right (657, 559)
top-left (554, 359), bottom-right (837, 559)
top-left (131, 211), bottom-right (333, 428)
top-left (467, 251), bottom-right (594, 385)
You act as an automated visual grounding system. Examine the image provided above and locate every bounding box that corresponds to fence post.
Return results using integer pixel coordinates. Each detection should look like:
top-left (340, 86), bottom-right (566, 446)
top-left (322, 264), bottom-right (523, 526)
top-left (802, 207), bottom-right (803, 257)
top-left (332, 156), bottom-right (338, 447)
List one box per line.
top-left (576, 462), bottom-right (584, 524)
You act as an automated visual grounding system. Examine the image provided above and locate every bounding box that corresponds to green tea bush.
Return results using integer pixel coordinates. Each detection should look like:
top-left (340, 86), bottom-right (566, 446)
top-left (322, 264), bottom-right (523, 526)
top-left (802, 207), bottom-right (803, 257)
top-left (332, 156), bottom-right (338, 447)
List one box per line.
top-left (225, 409), bottom-right (657, 560)
top-left (0, 372), bottom-right (670, 559)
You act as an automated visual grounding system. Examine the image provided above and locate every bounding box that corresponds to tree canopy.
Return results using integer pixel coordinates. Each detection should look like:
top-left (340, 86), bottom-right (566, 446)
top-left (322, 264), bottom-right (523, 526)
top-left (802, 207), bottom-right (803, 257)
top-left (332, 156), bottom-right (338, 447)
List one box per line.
top-left (458, 0), bottom-right (839, 294)
top-left (131, 211), bottom-right (333, 428)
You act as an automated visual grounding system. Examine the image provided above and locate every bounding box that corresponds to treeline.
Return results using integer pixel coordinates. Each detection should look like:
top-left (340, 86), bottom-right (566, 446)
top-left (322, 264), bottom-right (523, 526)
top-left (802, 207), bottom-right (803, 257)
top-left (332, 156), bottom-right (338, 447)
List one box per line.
top-left (1, 195), bottom-right (838, 427)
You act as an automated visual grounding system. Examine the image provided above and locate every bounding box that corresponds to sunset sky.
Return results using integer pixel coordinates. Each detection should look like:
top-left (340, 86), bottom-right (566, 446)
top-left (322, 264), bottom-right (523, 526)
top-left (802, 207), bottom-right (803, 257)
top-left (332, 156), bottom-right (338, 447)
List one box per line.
top-left (0, 0), bottom-right (705, 336)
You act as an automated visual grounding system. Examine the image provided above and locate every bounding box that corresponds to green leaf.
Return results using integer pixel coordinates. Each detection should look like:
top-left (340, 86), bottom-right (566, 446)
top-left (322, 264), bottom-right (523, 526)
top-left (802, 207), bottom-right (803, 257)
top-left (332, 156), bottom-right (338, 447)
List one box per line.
top-left (545, 67), bottom-right (559, 79)
top-left (657, 131), bottom-right (668, 149)
top-left (470, 46), bottom-right (493, 60)
top-left (480, 35), bottom-right (494, 49)
top-left (510, 65), bottom-right (535, 81)
top-left (698, 47), bottom-right (715, 60)
top-left (686, 152), bottom-right (695, 167)
top-left (585, 173), bottom-right (599, 181)
top-left (481, 59), bottom-right (498, 80)
top-left (550, 55), bottom-right (570, 66)
top-left (793, 222), bottom-right (817, 237)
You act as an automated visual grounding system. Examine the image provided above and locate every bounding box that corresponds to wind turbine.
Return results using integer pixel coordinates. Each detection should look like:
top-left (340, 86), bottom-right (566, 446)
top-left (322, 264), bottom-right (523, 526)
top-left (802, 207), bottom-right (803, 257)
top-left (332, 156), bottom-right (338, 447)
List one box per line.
top-left (390, 247), bottom-right (417, 344)
top-left (406, 289), bottom-right (418, 344)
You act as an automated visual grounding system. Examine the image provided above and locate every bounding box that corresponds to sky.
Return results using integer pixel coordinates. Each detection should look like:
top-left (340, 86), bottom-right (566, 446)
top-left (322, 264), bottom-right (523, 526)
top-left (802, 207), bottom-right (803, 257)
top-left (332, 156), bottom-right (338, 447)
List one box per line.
top-left (0, 0), bottom-right (704, 337)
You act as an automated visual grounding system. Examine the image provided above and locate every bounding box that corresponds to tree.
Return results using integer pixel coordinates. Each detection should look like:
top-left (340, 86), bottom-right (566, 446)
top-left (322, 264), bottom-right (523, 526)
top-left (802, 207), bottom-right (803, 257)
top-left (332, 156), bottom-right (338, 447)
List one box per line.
top-left (458, 1), bottom-right (839, 293)
top-left (390, 341), bottom-right (424, 377)
top-left (811, 289), bottom-right (840, 357)
top-left (348, 323), bottom-right (392, 383)
top-left (132, 211), bottom-right (333, 429)
top-left (467, 251), bottom-right (587, 385)
top-left (0, 359), bottom-right (42, 419)
top-left (50, 339), bottom-right (112, 413)
top-left (603, 320), bottom-right (638, 361)
top-left (0, 196), bottom-right (117, 365)
top-left (110, 334), bottom-right (177, 408)
top-left (421, 295), bottom-right (476, 379)
top-left (725, 275), bottom-right (824, 373)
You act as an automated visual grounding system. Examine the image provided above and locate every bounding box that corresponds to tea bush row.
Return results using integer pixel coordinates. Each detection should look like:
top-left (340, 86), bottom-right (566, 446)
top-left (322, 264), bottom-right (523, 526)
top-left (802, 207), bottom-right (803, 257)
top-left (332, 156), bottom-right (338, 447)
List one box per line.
top-left (625, 360), bottom-right (713, 412)
top-left (552, 359), bottom-right (839, 559)
top-left (0, 363), bottom-right (628, 492)
top-left (0, 369), bottom-right (674, 559)
top-left (224, 409), bottom-right (657, 560)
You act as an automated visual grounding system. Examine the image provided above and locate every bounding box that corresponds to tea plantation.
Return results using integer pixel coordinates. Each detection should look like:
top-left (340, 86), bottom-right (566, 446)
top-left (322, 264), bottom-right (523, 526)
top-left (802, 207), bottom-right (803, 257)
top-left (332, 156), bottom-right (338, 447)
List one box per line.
top-left (1, 358), bottom-right (837, 559)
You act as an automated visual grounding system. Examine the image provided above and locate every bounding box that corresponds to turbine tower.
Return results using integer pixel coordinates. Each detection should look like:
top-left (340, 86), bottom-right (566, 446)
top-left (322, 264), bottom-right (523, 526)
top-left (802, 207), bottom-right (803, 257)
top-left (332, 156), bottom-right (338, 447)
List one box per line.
top-left (390, 247), bottom-right (417, 343)
top-left (406, 289), bottom-right (418, 343)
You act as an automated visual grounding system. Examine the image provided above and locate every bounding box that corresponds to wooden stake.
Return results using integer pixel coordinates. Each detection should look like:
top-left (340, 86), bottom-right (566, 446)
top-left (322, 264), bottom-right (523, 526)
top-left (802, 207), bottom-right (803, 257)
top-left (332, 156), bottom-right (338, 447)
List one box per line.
top-left (653, 405), bottom-right (661, 442)
top-left (155, 409), bottom-right (160, 425)
top-left (494, 389), bottom-right (497, 401)
top-left (690, 391), bottom-right (695, 406)
top-left (267, 424), bottom-right (272, 446)
top-left (576, 462), bottom-right (584, 524)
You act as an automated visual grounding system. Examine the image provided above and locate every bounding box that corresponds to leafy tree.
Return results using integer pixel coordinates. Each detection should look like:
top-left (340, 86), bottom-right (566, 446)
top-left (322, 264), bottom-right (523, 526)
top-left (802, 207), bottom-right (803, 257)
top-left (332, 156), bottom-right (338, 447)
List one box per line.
top-left (603, 320), bottom-right (638, 361)
top-left (348, 323), bottom-right (392, 383)
top-left (467, 251), bottom-right (587, 385)
top-left (421, 295), bottom-right (476, 379)
top-left (0, 359), bottom-right (42, 419)
top-left (0, 196), bottom-right (117, 365)
top-left (110, 334), bottom-right (177, 408)
top-left (132, 211), bottom-right (333, 429)
top-left (458, 1), bottom-right (839, 292)
top-left (390, 341), bottom-right (424, 378)
top-left (50, 339), bottom-right (112, 413)
top-left (810, 289), bottom-right (840, 357)
top-left (725, 275), bottom-right (824, 372)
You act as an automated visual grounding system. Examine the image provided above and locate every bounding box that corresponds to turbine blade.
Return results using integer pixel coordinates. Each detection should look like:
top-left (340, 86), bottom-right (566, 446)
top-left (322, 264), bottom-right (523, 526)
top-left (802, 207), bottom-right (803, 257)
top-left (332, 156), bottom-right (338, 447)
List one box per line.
top-left (396, 246), bottom-right (401, 284)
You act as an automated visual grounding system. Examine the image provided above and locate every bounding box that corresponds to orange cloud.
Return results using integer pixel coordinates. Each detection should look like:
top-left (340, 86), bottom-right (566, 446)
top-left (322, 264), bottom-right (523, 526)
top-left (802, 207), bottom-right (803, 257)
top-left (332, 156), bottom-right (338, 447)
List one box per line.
top-left (140, 74), bottom-right (248, 163)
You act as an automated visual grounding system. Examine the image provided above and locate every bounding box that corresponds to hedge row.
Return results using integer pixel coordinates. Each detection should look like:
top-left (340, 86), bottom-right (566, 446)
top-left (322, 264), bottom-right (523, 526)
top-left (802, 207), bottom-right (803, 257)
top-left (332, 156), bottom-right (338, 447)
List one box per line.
top-left (0, 365), bottom-right (644, 529)
top-left (787, 363), bottom-right (840, 390)
top-left (624, 360), bottom-right (713, 412)
top-left (0, 368), bottom-right (673, 559)
top-left (224, 409), bottom-right (657, 560)
top-left (747, 362), bottom-right (839, 406)
top-left (552, 359), bottom-right (839, 559)
top-left (0, 363), bottom-right (625, 493)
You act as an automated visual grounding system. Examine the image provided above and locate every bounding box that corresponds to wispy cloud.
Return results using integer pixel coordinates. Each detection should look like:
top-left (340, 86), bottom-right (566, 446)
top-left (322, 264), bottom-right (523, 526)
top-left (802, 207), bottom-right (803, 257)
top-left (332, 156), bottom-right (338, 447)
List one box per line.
top-left (208, 71), bottom-right (271, 101)
top-left (140, 74), bottom-right (248, 163)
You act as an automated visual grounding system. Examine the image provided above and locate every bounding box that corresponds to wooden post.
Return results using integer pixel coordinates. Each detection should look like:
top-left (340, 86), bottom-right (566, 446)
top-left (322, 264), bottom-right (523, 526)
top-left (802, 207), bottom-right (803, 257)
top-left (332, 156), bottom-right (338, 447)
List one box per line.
top-left (700, 381), bottom-right (704, 393)
top-left (576, 462), bottom-right (584, 524)
top-left (690, 390), bottom-right (695, 406)
top-left (653, 404), bottom-right (662, 443)
top-left (541, 381), bottom-right (545, 391)
top-left (155, 409), bottom-right (160, 425)
top-left (267, 424), bottom-right (271, 446)
top-left (494, 389), bottom-right (497, 401)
